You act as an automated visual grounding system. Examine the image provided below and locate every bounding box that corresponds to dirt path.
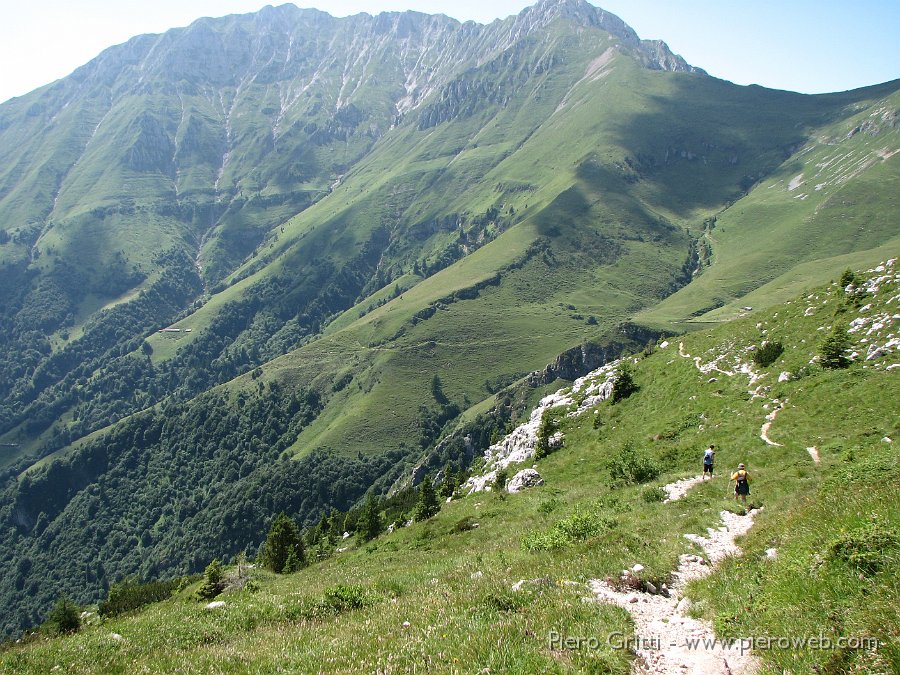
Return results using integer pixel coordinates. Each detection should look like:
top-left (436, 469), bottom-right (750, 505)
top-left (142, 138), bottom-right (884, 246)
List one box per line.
top-left (679, 342), bottom-right (795, 455)
top-left (759, 404), bottom-right (784, 447)
top-left (590, 502), bottom-right (760, 674)
top-left (662, 475), bottom-right (706, 502)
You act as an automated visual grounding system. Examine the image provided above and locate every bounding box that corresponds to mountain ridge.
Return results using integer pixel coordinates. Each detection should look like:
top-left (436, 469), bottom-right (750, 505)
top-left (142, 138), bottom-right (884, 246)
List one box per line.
top-left (0, 0), bottom-right (896, 639)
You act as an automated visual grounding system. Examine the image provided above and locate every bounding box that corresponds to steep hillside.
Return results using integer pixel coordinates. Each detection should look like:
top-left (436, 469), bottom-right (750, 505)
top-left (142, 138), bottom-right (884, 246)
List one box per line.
top-left (0, 0), bottom-right (897, 638)
top-left (0, 0), bottom-right (704, 470)
top-left (1, 260), bottom-right (896, 673)
top-left (637, 82), bottom-right (900, 327)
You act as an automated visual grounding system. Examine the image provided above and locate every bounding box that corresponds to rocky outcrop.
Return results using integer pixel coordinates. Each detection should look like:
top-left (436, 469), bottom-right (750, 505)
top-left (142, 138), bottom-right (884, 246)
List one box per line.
top-left (507, 468), bottom-right (544, 493)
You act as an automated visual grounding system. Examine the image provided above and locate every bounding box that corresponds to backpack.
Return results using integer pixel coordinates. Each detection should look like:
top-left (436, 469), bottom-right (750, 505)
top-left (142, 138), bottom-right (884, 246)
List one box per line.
top-left (703, 449), bottom-right (714, 465)
top-left (735, 470), bottom-right (748, 486)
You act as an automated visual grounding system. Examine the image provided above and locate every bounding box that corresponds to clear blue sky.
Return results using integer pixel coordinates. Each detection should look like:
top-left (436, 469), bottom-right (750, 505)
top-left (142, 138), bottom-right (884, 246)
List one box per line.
top-left (1, 0), bottom-right (898, 104)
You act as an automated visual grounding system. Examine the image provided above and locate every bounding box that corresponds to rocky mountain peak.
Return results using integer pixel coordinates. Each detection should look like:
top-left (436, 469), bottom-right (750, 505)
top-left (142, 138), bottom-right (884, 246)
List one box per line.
top-left (514, 0), bottom-right (639, 43)
top-left (510, 0), bottom-right (701, 74)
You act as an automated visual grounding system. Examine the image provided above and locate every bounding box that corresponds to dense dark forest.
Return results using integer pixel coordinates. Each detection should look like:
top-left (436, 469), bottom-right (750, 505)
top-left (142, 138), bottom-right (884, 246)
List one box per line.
top-left (0, 380), bottom-right (402, 635)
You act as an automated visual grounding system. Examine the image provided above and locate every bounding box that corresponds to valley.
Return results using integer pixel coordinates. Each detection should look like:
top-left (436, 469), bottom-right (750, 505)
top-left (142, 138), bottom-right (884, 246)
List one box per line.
top-left (0, 0), bottom-right (896, 663)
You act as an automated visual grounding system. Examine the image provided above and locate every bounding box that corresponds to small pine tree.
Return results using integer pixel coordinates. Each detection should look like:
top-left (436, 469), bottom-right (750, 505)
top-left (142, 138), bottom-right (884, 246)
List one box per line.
top-left (455, 467), bottom-right (468, 492)
top-left (47, 596), bottom-right (81, 634)
top-left (839, 268), bottom-right (858, 288)
top-left (197, 559), bottom-right (224, 599)
top-left (327, 509), bottom-right (342, 538)
top-left (611, 362), bottom-right (638, 403)
top-left (283, 547), bottom-right (302, 573)
top-left (414, 473), bottom-right (440, 522)
top-left (439, 463), bottom-right (456, 498)
top-left (262, 513), bottom-right (306, 573)
top-left (753, 340), bottom-right (784, 367)
top-left (358, 493), bottom-right (383, 542)
top-left (493, 467), bottom-right (508, 492)
top-left (820, 324), bottom-right (851, 369)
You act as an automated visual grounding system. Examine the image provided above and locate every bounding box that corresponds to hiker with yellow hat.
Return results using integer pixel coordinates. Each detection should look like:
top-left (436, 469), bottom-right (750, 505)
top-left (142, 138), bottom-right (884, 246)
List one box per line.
top-left (730, 463), bottom-right (751, 506)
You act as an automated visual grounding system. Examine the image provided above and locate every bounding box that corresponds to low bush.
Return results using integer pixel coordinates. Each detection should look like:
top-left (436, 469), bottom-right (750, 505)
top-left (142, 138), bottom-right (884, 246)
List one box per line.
top-left (45, 597), bottom-right (80, 635)
top-left (753, 340), bottom-right (783, 367)
top-left (827, 519), bottom-right (900, 576)
top-left (641, 486), bottom-right (667, 503)
top-left (522, 507), bottom-right (613, 552)
top-left (99, 577), bottom-right (187, 617)
top-left (322, 584), bottom-right (370, 613)
top-left (452, 516), bottom-right (479, 533)
top-left (608, 442), bottom-right (660, 485)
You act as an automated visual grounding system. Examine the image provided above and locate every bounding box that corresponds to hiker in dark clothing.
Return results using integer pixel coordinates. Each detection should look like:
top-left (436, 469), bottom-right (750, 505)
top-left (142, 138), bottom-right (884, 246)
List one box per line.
top-left (730, 463), bottom-right (751, 505)
top-left (702, 444), bottom-right (715, 479)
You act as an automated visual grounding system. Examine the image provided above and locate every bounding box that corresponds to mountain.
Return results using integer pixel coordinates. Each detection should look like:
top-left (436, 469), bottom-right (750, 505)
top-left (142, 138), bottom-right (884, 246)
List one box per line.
top-left (0, 0), bottom-right (897, 636)
top-left (2, 256), bottom-right (897, 673)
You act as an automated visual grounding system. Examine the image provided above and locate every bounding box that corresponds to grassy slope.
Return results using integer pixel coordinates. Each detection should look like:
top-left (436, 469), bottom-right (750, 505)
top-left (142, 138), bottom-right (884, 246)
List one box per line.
top-left (5, 260), bottom-right (896, 673)
top-left (6, 19), bottom-right (897, 473)
top-left (146, 54), bottom-right (877, 463)
top-left (636, 82), bottom-right (900, 329)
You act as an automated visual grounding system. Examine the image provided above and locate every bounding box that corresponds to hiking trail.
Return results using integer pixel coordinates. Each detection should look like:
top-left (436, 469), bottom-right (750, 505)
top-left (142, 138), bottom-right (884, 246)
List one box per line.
top-left (589, 474), bottom-right (760, 675)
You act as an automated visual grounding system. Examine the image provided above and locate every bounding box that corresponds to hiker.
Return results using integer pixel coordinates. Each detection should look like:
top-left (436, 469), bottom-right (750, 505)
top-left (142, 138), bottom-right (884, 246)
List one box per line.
top-left (702, 444), bottom-right (715, 479)
top-left (730, 463), bottom-right (751, 506)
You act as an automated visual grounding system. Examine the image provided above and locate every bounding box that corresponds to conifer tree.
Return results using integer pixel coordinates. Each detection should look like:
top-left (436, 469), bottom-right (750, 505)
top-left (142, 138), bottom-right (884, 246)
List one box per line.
top-left (820, 324), bottom-right (851, 369)
top-left (611, 361), bottom-right (638, 403)
top-left (414, 473), bottom-right (440, 522)
top-left (455, 467), bottom-right (468, 492)
top-left (358, 493), bottom-right (383, 541)
top-left (439, 462), bottom-right (457, 498)
top-left (283, 547), bottom-right (302, 573)
top-left (47, 596), bottom-right (81, 634)
top-left (262, 513), bottom-right (306, 573)
top-left (197, 559), bottom-right (224, 599)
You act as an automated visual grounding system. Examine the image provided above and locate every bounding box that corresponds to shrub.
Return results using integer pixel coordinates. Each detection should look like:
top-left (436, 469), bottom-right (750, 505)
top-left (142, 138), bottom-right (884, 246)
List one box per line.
top-left (642, 486), bottom-right (667, 503)
top-left (537, 498), bottom-right (561, 515)
top-left (197, 559), bottom-right (224, 600)
top-left (262, 513), bottom-right (306, 573)
top-left (322, 584), bottom-right (369, 612)
top-left (453, 516), bottom-right (478, 533)
top-left (493, 468), bottom-right (508, 492)
top-left (99, 577), bottom-right (184, 617)
top-left (753, 340), bottom-right (783, 367)
top-left (611, 362), bottom-right (638, 403)
top-left (827, 520), bottom-right (900, 576)
top-left (283, 548), bottom-right (303, 574)
top-left (439, 463), bottom-right (457, 498)
top-left (46, 596), bottom-right (80, 635)
top-left (608, 442), bottom-right (660, 485)
top-left (358, 493), bottom-right (383, 542)
top-left (522, 507), bottom-right (612, 551)
top-left (839, 268), bottom-right (858, 288)
top-left (482, 588), bottom-right (532, 612)
top-left (414, 473), bottom-right (440, 522)
top-left (819, 325), bottom-right (851, 369)
top-left (535, 410), bottom-right (562, 459)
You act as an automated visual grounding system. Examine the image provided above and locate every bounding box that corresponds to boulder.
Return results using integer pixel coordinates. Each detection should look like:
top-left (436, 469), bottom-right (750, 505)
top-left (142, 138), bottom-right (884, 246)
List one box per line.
top-left (507, 468), bottom-right (544, 494)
